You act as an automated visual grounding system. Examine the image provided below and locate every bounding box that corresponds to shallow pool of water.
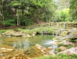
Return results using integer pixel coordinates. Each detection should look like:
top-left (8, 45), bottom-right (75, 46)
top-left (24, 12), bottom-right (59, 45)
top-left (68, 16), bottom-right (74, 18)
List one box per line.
top-left (0, 35), bottom-right (54, 49)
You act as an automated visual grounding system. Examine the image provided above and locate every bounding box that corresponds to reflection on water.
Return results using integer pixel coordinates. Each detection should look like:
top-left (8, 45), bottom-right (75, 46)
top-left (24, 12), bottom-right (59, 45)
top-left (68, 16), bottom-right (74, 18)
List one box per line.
top-left (0, 35), bottom-right (54, 49)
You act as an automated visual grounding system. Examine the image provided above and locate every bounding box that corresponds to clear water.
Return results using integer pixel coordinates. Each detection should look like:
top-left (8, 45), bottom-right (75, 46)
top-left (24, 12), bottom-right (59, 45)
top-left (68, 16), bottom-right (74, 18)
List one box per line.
top-left (0, 35), bottom-right (54, 49)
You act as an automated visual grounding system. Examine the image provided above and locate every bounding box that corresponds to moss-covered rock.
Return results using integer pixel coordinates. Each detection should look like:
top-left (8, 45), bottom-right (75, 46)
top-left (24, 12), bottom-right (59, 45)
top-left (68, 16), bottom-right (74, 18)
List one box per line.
top-left (52, 40), bottom-right (59, 45)
top-left (59, 47), bottom-right (77, 55)
top-left (68, 30), bottom-right (77, 42)
top-left (24, 44), bottom-right (54, 58)
top-left (60, 31), bottom-right (69, 36)
top-left (70, 30), bottom-right (77, 36)
top-left (59, 46), bottom-right (67, 51)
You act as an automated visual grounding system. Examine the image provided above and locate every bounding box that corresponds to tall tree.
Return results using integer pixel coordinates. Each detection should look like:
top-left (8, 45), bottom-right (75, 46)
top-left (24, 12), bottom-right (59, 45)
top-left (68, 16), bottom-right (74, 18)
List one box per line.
top-left (70, 0), bottom-right (77, 20)
top-left (0, 0), bottom-right (56, 26)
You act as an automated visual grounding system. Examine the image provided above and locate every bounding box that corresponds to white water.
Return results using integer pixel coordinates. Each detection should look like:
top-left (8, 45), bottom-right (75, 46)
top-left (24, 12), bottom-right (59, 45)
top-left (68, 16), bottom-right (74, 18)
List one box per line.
top-left (41, 32), bottom-right (43, 35)
top-left (56, 29), bottom-right (64, 36)
top-left (63, 23), bottom-right (66, 28)
top-left (45, 33), bottom-right (75, 53)
top-left (53, 31), bottom-right (54, 36)
top-left (7, 34), bottom-right (11, 37)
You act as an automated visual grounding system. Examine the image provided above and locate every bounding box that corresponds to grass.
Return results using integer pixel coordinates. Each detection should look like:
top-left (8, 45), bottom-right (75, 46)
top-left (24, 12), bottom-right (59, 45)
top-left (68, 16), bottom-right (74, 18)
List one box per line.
top-left (67, 45), bottom-right (74, 49)
top-left (0, 25), bottom-right (59, 36)
top-left (37, 54), bottom-right (77, 59)
top-left (45, 21), bottom-right (77, 23)
top-left (16, 26), bottom-right (58, 35)
top-left (0, 29), bottom-right (9, 33)
top-left (58, 43), bottom-right (68, 47)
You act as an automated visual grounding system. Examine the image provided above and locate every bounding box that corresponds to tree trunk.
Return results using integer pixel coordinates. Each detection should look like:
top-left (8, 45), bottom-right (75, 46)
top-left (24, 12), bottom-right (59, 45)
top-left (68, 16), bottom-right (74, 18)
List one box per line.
top-left (2, 1), bottom-right (4, 22)
top-left (22, 9), bottom-right (24, 15)
top-left (17, 9), bottom-right (20, 26)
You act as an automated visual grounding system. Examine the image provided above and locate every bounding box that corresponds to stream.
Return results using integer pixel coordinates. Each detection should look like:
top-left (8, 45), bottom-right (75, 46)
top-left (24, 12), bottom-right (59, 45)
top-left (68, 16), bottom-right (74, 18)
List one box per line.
top-left (0, 35), bottom-right (55, 50)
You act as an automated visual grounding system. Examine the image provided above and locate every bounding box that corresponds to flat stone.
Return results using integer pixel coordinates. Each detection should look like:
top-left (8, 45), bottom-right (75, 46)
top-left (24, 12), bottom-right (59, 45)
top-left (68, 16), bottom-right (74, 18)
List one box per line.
top-left (48, 47), bottom-right (53, 50)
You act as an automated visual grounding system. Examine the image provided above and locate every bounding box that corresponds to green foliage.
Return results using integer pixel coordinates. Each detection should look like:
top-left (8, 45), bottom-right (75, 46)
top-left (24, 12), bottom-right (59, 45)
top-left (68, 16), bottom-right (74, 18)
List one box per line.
top-left (67, 45), bottom-right (74, 49)
top-left (0, 0), bottom-right (56, 26)
top-left (0, 19), bottom-right (16, 26)
top-left (54, 8), bottom-right (71, 22)
top-left (0, 30), bottom-right (6, 33)
top-left (37, 54), bottom-right (77, 59)
top-left (40, 13), bottom-right (45, 19)
top-left (58, 43), bottom-right (67, 47)
top-left (19, 16), bottom-right (33, 26)
top-left (25, 17), bottom-right (33, 25)
top-left (10, 1), bottom-right (21, 7)
top-left (70, 0), bottom-right (77, 20)
top-left (18, 26), bottom-right (58, 35)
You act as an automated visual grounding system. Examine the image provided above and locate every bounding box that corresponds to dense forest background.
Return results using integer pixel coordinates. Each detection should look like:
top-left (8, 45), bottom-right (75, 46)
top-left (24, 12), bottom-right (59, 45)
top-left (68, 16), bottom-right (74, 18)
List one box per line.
top-left (0, 0), bottom-right (77, 27)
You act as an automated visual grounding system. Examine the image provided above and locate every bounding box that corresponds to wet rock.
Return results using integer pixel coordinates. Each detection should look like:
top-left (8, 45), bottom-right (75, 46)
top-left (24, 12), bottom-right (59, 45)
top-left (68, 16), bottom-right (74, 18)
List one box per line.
top-left (14, 54), bottom-right (28, 59)
top-left (60, 31), bottom-right (69, 36)
top-left (72, 28), bottom-right (77, 31)
top-left (25, 34), bottom-right (32, 37)
top-left (35, 44), bottom-right (43, 50)
top-left (1, 33), bottom-right (5, 35)
top-left (32, 33), bottom-right (35, 36)
top-left (24, 44), bottom-right (54, 58)
top-left (55, 28), bottom-right (64, 35)
top-left (69, 30), bottom-right (77, 38)
top-left (2, 57), bottom-right (5, 59)
top-left (52, 40), bottom-right (59, 45)
top-left (32, 32), bottom-right (36, 36)
top-left (67, 29), bottom-right (72, 33)
top-left (48, 47), bottom-right (53, 50)
top-left (68, 30), bottom-right (77, 43)
top-left (59, 47), bottom-right (77, 55)
top-left (35, 44), bottom-right (54, 55)
top-left (35, 44), bottom-right (48, 54)
top-left (4, 30), bottom-right (14, 36)
top-left (2, 30), bottom-right (36, 37)
top-left (12, 31), bottom-right (25, 37)
top-left (66, 38), bottom-right (70, 41)
top-left (59, 40), bottom-right (74, 46)
top-left (13, 57), bottom-right (15, 59)
top-left (3, 30), bottom-right (31, 37)
top-left (52, 36), bottom-right (62, 40)
top-left (3, 55), bottom-right (12, 59)
top-left (0, 47), bottom-right (14, 53)
top-left (49, 52), bottom-right (55, 55)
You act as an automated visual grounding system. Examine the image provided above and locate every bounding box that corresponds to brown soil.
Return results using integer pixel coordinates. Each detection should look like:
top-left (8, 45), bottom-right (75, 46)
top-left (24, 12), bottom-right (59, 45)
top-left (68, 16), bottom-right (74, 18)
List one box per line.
top-left (0, 26), bottom-right (18, 30)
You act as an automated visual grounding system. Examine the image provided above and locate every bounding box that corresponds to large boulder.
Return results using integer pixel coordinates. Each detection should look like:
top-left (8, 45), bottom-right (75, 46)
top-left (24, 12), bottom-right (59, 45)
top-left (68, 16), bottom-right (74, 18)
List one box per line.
top-left (23, 44), bottom-right (54, 58)
top-left (59, 46), bottom-right (67, 51)
top-left (2, 30), bottom-right (32, 37)
top-left (34, 44), bottom-right (54, 55)
top-left (59, 47), bottom-right (77, 55)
